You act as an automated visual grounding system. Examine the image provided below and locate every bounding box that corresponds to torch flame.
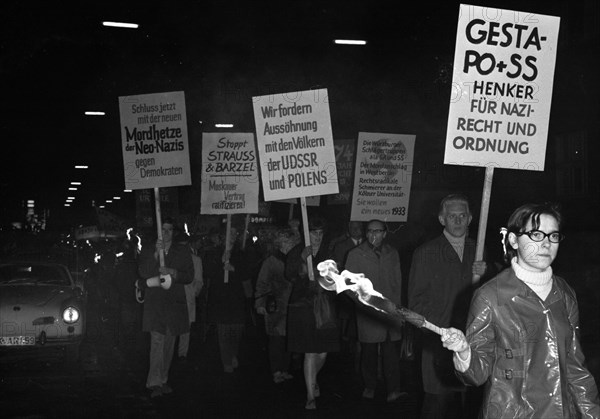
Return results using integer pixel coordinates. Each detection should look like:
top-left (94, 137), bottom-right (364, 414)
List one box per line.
top-left (317, 259), bottom-right (444, 335)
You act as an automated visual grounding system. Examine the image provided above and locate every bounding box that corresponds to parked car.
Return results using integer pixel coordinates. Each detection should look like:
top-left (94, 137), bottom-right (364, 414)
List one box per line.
top-left (0, 261), bottom-right (86, 361)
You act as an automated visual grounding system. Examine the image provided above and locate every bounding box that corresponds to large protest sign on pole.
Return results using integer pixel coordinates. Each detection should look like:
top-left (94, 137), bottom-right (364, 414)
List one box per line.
top-left (200, 132), bottom-right (259, 215)
top-left (445, 5), bottom-right (560, 171)
top-left (119, 91), bottom-right (192, 189)
top-left (119, 91), bottom-right (192, 269)
top-left (350, 133), bottom-right (416, 223)
top-left (253, 89), bottom-right (338, 280)
top-left (444, 5), bottom-right (560, 282)
top-left (252, 88), bottom-right (339, 202)
top-left (200, 132), bottom-right (259, 283)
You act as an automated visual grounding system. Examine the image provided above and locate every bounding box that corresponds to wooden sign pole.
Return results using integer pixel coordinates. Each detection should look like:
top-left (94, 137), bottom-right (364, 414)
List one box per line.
top-left (224, 213), bottom-right (232, 283)
top-left (154, 187), bottom-right (165, 268)
top-left (473, 166), bottom-right (494, 284)
top-left (299, 196), bottom-right (314, 281)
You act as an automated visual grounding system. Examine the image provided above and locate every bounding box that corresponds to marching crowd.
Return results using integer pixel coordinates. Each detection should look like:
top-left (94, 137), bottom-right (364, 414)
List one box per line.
top-left (113, 194), bottom-right (599, 418)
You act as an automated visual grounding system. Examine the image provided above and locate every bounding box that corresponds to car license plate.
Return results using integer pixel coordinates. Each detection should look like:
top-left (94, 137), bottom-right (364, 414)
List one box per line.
top-left (0, 336), bottom-right (36, 346)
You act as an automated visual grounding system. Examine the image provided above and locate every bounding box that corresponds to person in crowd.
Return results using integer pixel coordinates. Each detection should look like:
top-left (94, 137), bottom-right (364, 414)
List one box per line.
top-left (408, 194), bottom-right (493, 419)
top-left (113, 233), bottom-right (144, 364)
top-left (203, 224), bottom-right (249, 373)
top-left (442, 202), bottom-right (600, 418)
top-left (330, 220), bottom-right (365, 362)
top-left (254, 226), bottom-right (298, 384)
top-left (331, 220), bottom-right (365, 271)
top-left (345, 219), bottom-right (406, 403)
top-left (286, 216), bottom-right (340, 410)
top-left (137, 217), bottom-right (194, 398)
top-left (177, 235), bottom-right (203, 362)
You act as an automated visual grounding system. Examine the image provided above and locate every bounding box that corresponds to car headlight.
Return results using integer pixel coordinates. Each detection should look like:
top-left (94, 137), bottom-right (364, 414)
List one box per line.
top-left (62, 306), bottom-right (80, 324)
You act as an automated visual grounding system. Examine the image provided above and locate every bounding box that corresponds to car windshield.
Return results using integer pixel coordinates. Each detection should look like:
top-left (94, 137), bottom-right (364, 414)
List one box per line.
top-left (0, 264), bottom-right (71, 286)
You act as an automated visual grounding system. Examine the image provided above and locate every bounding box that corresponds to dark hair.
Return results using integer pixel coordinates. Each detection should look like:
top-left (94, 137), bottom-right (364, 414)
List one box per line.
top-left (162, 217), bottom-right (176, 226)
top-left (439, 194), bottom-right (471, 216)
top-left (504, 202), bottom-right (563, 263)
top-left (308, 216), bottom-right (327, 231)
top-left (366, 219), bottom-right (386, 231)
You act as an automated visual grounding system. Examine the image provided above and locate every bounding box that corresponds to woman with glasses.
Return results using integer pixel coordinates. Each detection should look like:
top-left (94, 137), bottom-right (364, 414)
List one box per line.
top-left (442, 202), bottom-right (600, 418)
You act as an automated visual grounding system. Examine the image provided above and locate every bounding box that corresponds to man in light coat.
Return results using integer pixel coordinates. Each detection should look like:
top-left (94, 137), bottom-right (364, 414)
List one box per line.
top-left (345, 219), bottom-right (405, 403)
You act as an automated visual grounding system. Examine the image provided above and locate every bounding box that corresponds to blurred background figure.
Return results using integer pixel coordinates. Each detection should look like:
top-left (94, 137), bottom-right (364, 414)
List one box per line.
top-left (203, 224), bottom-right (249, 373)
top-left (330, 220), bottom-right (365, 365)
top-left (254, 226), bottom-right (298, 384)
top-left (177, 235), bottom-right (203, 362)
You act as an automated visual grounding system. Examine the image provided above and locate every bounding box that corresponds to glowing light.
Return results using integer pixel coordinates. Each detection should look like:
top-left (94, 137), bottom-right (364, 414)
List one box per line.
top-left (215, 123), bottom-right (234, 128)
top-left (334, 39), bottom-right (367, 45)
top-left (68, 187), bottom-right (77, 191)
top-left (75, 165), bottom-right (88, 169)
top-left (70, 182), bottom-right (81, 185)
top-left (84, 111), bottom-right (105, 116)
top-left (102, 21), bottom-right (139, 29)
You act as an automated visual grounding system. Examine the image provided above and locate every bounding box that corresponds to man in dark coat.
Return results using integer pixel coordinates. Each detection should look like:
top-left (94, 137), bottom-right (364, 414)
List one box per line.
top-left (137, 218), bottom-right (194, 398)
top-left (408, 194), bottom-right (493, 419)
top-left (345, 219), bottom-right (405, 403)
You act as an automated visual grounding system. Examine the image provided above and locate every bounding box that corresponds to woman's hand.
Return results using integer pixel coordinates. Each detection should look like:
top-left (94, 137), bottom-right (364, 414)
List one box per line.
top-left (441, 327), bottom-right (469, 354)
top-left (300, 245), bottom-right (312, 261)
top-left (256, 307), bottom-right (267, 315)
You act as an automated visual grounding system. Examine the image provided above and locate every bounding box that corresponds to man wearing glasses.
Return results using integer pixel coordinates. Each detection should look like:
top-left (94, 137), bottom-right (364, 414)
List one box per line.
top-left (408, 194), bottom-right (493, 419)
top-left (345, 219), bottom-right (406, 403)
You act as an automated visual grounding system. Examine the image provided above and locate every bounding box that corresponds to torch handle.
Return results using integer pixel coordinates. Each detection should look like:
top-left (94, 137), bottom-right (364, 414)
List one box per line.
top-left (422, 320), bottom-right (445, 336)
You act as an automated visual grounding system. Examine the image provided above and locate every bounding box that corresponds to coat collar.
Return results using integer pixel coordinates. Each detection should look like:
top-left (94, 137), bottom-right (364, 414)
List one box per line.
top-left (496, 267), bottom-right (562, 306)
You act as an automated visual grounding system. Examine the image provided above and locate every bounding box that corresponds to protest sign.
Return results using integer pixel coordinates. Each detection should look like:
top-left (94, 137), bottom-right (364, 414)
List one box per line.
top-left (200, 133), bottom-right (259, 215)
top-left (119, 91), bottom-right (192, 189)
top-left (445, 5), bottom-right (560, 171)
top-left (327, 139), bottom-right (356, 205)
top-left (252, 88), bottom-right (338, 201)
top-left (350, 133), bottom-right (415, 222)
top-left (445, 5), bottom-right (560, 283)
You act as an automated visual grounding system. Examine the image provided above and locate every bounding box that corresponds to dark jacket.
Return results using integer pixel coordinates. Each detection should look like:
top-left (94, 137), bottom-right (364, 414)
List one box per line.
top-left (345, 241), bottom-right (403, 343)
top-left (203, 245), bottom-right (247, 324)
top-left (458, 268), bottom-right (600, 419)
top-left (138, 241), bottom-right (194, 335)
top-left (408, 234), bottom-right (493, 393)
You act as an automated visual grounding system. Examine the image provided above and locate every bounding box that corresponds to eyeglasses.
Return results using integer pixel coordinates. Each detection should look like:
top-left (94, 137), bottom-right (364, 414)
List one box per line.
top-left (367, 229), bottom-right (385, 234)
top-left (516, 230), bottom-right (565, 243)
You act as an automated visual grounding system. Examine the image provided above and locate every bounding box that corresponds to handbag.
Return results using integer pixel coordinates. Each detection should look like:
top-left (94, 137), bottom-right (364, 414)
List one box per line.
top-left (313, 288), bottom-right (336, 329)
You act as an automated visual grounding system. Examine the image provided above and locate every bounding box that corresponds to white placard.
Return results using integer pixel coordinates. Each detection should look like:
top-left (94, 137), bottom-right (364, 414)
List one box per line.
top-left (252, 88), bottom-right (339, 201)
top-left (350, 133), bottom-right (416, 222)
top-left (119, 91), bottom-right (192, 189)
top-left (445, 5), bottom-right (560, 171)
top-left (200, 133), bottom-right (259, 214)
